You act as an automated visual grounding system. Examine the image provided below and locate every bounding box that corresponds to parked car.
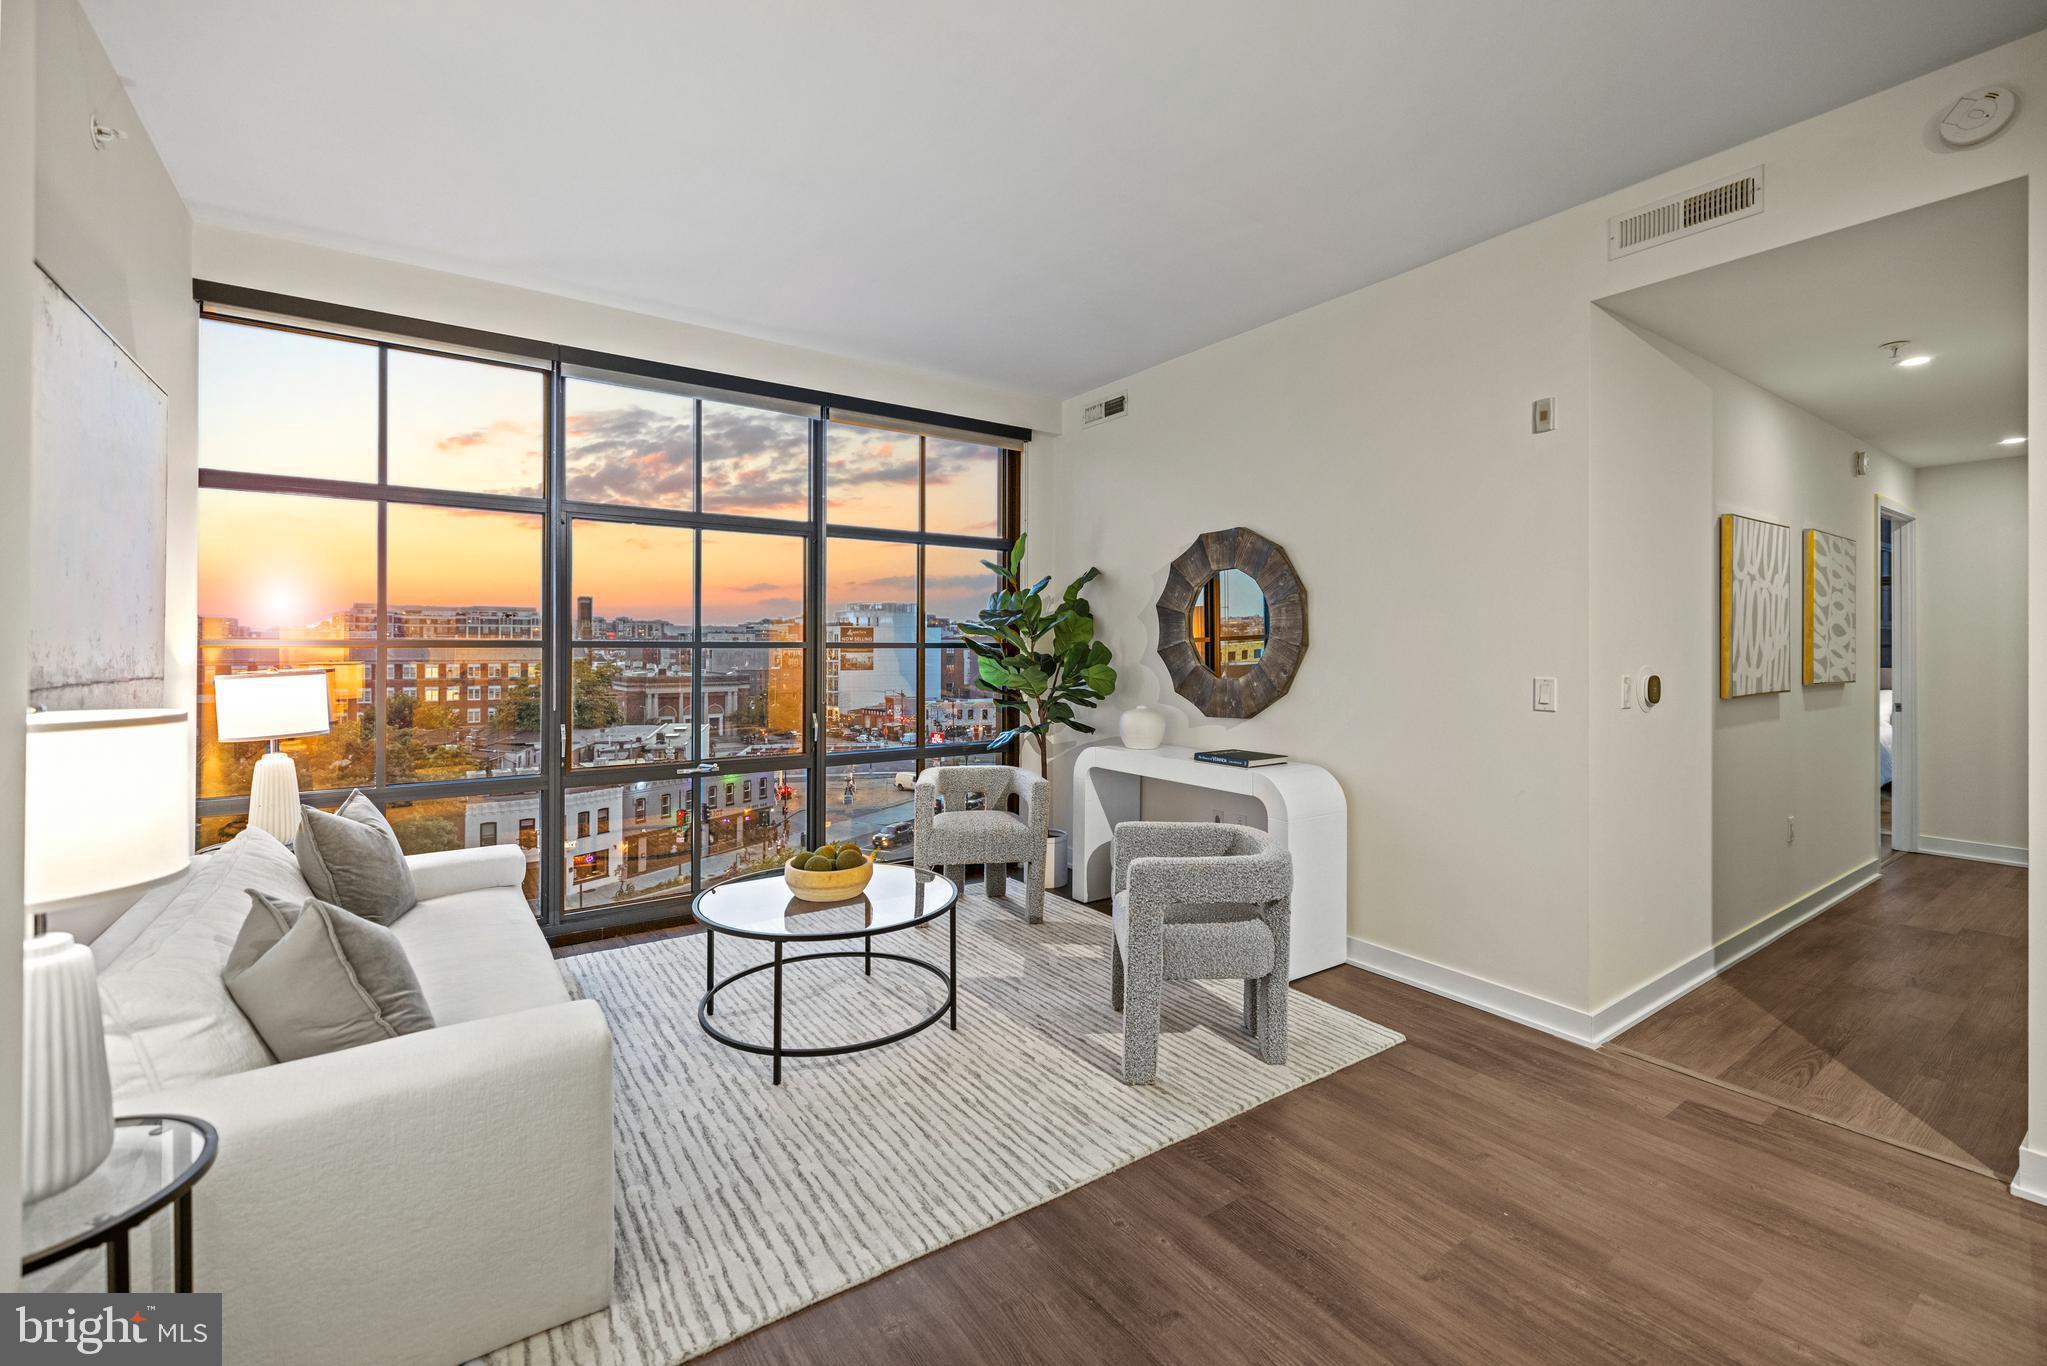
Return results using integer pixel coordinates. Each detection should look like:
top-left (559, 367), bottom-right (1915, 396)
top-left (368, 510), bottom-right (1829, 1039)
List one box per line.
top-left (871, 819), bottom-right (917, 851)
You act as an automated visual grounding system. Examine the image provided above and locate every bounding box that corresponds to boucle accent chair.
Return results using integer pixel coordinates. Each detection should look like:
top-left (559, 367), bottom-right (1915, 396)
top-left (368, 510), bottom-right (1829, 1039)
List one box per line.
top-left (1110, 822), bottom-right (1294, 1084)
top-left (912, 763), bottom-right (1050, 923)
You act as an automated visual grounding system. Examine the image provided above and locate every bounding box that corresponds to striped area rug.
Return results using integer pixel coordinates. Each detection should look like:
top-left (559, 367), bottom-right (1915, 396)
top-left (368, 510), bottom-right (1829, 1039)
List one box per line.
top-left (492, 883), bottom-right (1402, 1365)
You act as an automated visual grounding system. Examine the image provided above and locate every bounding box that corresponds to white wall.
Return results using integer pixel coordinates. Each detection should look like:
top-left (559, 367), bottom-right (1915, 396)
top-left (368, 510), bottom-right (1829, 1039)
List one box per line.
top-left (1585, 312), bottom-right (1713, 1008)
top-left (1042, 219), bottom-right (1598, 1009)
top-left (1919, 455), bottom-right (2029, 855)
top-left (33, 0), bottom-right (195, 779)
top-left (192, 227), bottom-right (1058, 437)
top-left (1040, 31), bottom-right (2047, 1037)
top-left (0, 0), bottom-right (36, 1290)
top-left (1634, 328), bottom-right (1914, 945)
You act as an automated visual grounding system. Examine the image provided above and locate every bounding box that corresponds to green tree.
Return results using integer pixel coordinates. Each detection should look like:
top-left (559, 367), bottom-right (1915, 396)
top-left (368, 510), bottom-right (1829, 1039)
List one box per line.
top-left (493, 660), bottom-right (625, 734)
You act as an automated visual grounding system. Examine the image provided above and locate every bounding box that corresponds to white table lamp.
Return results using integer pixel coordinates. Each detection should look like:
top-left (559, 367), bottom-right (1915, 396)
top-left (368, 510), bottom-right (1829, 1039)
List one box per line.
top-left (23, 707), bottom-right (191, 1202)
top-left (213, 668), bottom-right (332, 844)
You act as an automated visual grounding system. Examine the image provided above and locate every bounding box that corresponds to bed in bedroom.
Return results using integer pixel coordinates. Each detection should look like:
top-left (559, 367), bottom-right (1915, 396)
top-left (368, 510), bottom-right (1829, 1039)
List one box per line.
top-left (1879, 687), bottom-right (1895, 788)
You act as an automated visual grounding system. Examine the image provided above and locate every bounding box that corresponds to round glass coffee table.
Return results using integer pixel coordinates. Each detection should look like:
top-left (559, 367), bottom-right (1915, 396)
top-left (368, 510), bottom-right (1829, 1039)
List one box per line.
top-left (694, 862), bottom-right (959, 1084)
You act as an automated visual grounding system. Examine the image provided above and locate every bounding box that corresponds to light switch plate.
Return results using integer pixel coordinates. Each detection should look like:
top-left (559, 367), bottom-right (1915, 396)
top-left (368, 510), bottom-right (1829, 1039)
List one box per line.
top-left (1532, 397), bottom-right (1556, 433)
top-left (1533, 676), bottom-right (1558, 712)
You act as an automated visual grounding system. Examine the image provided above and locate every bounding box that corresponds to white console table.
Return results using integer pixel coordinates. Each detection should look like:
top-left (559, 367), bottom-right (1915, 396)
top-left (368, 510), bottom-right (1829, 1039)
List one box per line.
top-left (1071, 743), bottom-right (1347, 979)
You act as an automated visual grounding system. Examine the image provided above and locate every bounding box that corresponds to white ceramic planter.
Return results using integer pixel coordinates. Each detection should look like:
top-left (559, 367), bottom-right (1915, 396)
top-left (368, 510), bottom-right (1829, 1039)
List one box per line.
top-left (1118, 706), bottom-right (1166, 750)
top-left (1044, 829), bottom-right (1070, 889)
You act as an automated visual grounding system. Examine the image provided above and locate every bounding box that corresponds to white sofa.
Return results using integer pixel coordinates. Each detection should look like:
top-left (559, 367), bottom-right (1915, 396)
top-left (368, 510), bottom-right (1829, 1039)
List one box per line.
top-left (84, 827), bottom-right (614, 1366)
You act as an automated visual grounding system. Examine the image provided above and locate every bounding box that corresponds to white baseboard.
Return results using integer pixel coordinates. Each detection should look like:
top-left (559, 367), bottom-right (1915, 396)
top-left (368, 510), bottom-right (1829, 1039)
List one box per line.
top-left (1345, 857), bottom-right (1881, 1050)
top-left (1344, 938), bottom-right (1607, 1047)
top-left (2013, 1135), bottom-right (2047, 1207)
top-left (1917, 836), bottom-right (2028, 868)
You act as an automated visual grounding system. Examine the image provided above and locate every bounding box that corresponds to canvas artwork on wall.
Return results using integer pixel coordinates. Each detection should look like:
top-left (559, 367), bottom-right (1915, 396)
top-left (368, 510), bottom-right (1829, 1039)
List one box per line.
top-left (1718, 512), bottom-right (1792, 699)
top-left (30, 267), bottom-right (170, 709)
top-left (1803, 529), bottom-right (1856, 685)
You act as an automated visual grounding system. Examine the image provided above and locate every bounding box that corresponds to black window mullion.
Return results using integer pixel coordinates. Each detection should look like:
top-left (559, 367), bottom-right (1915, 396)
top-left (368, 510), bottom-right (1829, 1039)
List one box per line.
top-left (690, 503), bottom-right (705, 892)
top-left (540, 366), bottom-right (570, 930)
top-left (372, 348), bottom-right (389, 790)
top-left (808, 413), bottom-right (827, 852)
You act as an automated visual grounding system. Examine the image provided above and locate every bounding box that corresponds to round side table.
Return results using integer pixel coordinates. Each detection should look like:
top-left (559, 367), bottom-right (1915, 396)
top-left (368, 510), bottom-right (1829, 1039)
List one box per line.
top-left (21, 1114), bottom-right (217, 1292)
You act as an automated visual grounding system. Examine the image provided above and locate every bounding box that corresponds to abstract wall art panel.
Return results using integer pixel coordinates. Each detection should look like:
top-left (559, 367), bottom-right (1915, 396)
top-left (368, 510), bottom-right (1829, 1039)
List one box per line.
top-left (1803, 529), bottom-right (1856, 685)
top-left (30, 267), bottom-right (169, 709)
top-left (1718, 513), bottom-right (1793, 699)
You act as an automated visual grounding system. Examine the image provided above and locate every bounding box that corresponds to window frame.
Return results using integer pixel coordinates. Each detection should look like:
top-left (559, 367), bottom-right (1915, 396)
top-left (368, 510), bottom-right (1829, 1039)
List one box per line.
top-left (193, 283), bottom-right (1025, 939)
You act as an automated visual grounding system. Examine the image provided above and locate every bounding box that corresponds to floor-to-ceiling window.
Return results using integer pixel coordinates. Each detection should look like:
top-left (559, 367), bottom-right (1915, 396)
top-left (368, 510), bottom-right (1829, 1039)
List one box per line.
top-left (194, 293), bottom-right (1021, 936)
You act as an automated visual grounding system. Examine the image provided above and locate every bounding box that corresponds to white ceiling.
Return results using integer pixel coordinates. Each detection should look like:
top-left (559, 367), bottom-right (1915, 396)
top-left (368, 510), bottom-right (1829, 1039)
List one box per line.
top-left (80, 1), bottom-right (2045, 400)
top-left (1602, 179), bottom-right (2027, 468)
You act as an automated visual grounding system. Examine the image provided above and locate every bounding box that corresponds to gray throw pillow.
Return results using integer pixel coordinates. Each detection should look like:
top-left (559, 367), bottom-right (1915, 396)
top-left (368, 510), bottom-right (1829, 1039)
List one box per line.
top-left (224, 889), bottom-right (435, 1062)
top-left (295, 790), bottom-right (418, 925)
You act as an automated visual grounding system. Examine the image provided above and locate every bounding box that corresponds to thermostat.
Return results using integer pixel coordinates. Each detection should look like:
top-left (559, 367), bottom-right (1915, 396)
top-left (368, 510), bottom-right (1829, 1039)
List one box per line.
top-left (1637, 667), bottom-right (1661, 711)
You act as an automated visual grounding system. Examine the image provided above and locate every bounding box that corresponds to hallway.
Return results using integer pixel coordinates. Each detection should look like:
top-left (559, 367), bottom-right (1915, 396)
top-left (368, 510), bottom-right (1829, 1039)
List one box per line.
top-left (1611, 854), bottom-right (2026, 1181)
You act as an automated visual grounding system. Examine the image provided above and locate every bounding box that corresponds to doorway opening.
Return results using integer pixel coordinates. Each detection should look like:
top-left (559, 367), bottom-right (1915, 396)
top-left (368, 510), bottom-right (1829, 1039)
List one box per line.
top-left (1597, 178), bottom-right (2029, 1183)
top-left (1877, 501), bottom-right (1916, 864)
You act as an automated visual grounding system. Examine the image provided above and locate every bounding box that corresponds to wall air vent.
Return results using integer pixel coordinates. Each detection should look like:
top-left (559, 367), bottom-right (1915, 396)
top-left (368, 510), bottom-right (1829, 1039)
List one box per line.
top-left (1607, 166), bottom-right (1763, 260)
top-left (1082, 392), bottom-right (1128, 427)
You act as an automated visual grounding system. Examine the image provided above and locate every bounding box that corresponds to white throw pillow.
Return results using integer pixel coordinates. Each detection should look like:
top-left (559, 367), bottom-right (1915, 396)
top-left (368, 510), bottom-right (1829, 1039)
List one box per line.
top-left (96, 828), bottom-right (309, 1096)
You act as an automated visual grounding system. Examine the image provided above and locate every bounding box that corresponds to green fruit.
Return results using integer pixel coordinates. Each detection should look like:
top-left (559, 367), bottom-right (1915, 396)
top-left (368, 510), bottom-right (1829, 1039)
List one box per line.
top-left (834, 849), bottom-right (864, 871)
top-left (803, 854), bottom-right (837, 872)
top-left (789, 848), bottom-right (812, 864)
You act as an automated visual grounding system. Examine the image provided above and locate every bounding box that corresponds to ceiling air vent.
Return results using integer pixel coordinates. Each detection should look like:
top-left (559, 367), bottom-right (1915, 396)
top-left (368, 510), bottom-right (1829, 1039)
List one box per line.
top-left (1082, 392), bottom-right (1128, 427)
top-left (1608, 166), bottom-right (1763, 260)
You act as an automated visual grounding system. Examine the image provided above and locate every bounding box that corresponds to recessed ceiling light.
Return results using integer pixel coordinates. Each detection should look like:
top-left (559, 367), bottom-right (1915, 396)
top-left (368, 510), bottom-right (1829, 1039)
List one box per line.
top-left (1999, 435), bottom-right (2027, 446)
top-left (1880, 339), bottom-right (1932, 368)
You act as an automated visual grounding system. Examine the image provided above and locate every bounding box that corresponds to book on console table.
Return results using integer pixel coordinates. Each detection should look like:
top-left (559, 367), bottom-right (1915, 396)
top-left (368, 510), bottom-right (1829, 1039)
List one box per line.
top-left (1192, 748), bottom-right (1288, 768)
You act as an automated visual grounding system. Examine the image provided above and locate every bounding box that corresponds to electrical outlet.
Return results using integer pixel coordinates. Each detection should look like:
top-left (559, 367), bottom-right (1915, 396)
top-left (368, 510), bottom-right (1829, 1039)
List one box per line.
top-left (1532, 397), bottom-right (1556, 433)
top-left (1211, 808), bottom-right (1225, 823)
top-left (1786, 815), bottom-right (1795, 845)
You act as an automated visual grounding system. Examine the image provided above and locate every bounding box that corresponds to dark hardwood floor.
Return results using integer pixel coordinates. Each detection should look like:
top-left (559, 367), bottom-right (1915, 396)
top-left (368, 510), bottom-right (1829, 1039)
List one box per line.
top-left (1612, 852), bottom-right (2027, 1180)
top-left (553, 875), bottom-right (2045, 1364)
top-left (666, 965), bottom-right (2047, 1365)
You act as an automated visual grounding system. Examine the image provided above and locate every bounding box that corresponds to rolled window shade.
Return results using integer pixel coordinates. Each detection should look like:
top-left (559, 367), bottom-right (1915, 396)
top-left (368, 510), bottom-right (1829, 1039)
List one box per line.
top-left (826, 409), bottom-right (1027, 451)
top-left (560, 362), bottom-right (821, 419)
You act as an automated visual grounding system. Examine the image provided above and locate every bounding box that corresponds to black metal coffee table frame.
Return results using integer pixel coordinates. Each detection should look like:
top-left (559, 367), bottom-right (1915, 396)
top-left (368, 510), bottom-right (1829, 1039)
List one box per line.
top-left (695, 867), bottom-right (958, 1084)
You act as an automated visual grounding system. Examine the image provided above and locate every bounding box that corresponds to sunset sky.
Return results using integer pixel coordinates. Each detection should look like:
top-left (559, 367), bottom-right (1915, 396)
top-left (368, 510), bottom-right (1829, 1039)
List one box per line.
top-left (198, 320), bottom-right (1003, 635)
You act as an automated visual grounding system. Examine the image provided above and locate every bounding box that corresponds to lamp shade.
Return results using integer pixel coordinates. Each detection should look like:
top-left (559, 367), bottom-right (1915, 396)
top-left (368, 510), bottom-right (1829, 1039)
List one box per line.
top-left (214, 667), bottom-right (332, 743)
top-left (25, 708), bottom-right (191, 911)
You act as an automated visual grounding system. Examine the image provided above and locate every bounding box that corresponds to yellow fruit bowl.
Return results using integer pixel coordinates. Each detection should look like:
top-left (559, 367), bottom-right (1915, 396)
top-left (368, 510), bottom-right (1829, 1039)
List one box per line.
top-left (782, 852), bottom-right (875, 903)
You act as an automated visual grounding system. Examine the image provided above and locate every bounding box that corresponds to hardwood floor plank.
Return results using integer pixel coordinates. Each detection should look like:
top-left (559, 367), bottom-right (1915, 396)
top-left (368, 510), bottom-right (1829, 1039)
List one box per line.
top-left (1611, 853), bottom-right (2026, 1180)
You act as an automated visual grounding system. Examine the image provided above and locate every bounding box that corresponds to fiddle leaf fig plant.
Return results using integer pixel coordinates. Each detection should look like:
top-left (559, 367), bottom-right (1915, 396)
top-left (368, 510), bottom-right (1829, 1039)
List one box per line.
top-left (958, 533), bottom-right (1116, 780)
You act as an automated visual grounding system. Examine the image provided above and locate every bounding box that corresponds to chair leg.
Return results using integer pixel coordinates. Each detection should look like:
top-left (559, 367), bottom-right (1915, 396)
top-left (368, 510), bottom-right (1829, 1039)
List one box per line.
top-left (943, 864), bottom-right (965, 893)
top-left (1023, 865), bottom-right (1044, 924)
top-left (1122, 949), bottom-right (1161, 1085)
top-left (983, 860), bottom-right (1006, 900)
top-left (1255, 967), bottom-right (1289, 1065)
top-left (1241, 977), bottom-right (1259, 1036)
top-left (1110, 937), bottom-right (1125, 1012)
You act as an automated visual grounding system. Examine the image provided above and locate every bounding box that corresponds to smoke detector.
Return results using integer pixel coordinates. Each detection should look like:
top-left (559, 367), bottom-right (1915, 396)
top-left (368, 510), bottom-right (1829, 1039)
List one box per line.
top-left (1939, 86), bottom-right (2015, 148)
